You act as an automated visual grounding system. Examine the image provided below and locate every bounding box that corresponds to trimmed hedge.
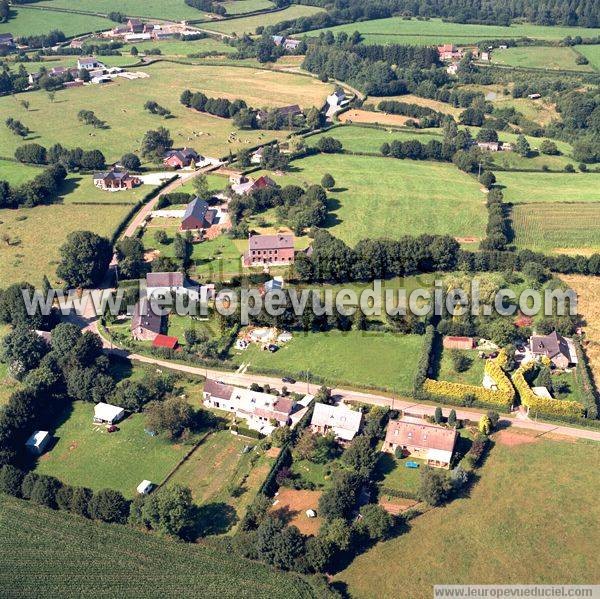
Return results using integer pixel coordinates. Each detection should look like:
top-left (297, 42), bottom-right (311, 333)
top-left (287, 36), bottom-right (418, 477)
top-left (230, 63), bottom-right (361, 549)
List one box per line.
top-left (413, 325), bottom-right (435, 391)
top-left (512, 360), bottom-right (584, 418)
top-left (573, 340), bottom-right (599, 419)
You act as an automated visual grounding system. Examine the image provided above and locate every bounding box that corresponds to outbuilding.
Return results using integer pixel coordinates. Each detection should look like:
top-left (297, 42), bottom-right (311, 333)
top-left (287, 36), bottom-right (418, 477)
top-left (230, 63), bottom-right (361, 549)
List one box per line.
top-left (25, 431), bottom-right (51, 455)
top-left (137, 480), bottom-right (154, 494)
top-left (94, 402), bottom-right (125, 425)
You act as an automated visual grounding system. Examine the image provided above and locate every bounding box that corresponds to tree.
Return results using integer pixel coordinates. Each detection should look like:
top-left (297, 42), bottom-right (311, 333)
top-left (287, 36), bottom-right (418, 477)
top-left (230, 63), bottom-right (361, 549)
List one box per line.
top-left (140, 127), bottom-right (173, 162)
top-left (448, 409), bottom-right (457, 427)
top-left (30, 475), bottom-right (61, 509)
top-left (130, 46), bottom-right (138, 56)
top-left (192, 173), bottom-right (209, 199)
top-left (0, 465), bottom-right (24, 497)
top-left (486, 410), bottom-right (500, 429)
top-left (540, 140), bottom-right (558, 155)
top-left (88, 489), bottom-right (129, 523)
top-left (357, 504), bottom-right (393, 541)
top-left (419, 467), bottom-right (452, 506)
top-left (0, 282), bottom-right (47, 329)
top-left (140, 484), bottom-right (194, 538)
top-left (515, 134), bottom-right (531, 157)
top-left (21, 472), bottom-right (39, 499)
top-left (321, 517), bottom-right (353, 550)
top-left (341, 435), bottom-right (377, 477)
top-left (318, 471), bottom-right (361, 521)
top-left (15, 143), bottom-right (47, 164)
top-left (320, 173), bottom-right (335, 189)
top-left (121, 153), bottom-right (141, 170)
top-left (145, 397), bottom-right (194, 439)
top-left (71, 487), bottom-right (93, 518)
top-left (434, 406), bottom-right (443, 424)
top-left (522, 260), bottom-right (549, 284)
top-left (304, 536), bottom-right (334, 573)
top-left (1, 326), bottom-right (49, 379)
top-left (478, 414), bottom-right (492, 435)
top-left (56, 230), bottom-right (111, 288)
top-left (316, 137), bottom-right (342, 153)
top-left (480, 170), bottom-right (496, 189)
top-left (450, 350), bottom-right (471, 373)
top-left (56, 485), bottom-right (74, 511)
top-left (271, 425), bottom-right (291, 448)
top-left (314, 385), bottom-right (333, 405)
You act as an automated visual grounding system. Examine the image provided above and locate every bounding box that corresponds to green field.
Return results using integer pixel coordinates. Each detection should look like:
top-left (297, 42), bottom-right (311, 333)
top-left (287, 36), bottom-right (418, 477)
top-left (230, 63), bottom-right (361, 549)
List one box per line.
top-left (222, 0), bottom-right (275, 15)
top-left (498, 171), bottom-right (600, 203)
top-left (0, 160), bottom-right (44, 186)
top-left (0, 7), bottom-right (112, 37)
top-left (34, 0), bottom-right (207, 20)
top-left (123, 38), bottom-right (236, 56)
top-left (204, 4), bottom-right (324, 35)
top-left (336, 436), bottom-right (600, 598)
top-left (254, 153), bottom-right (487, 245)
top-left (34, 401), bottom-right (191, 498)
top-left (0, 62), bottom-right (331, 162)
top-left (491, 45), bottom-right (594, 71)
top-left (302, 17), bottom-right (600, 46)
top-left (576, 45), bottom-right (600, 70)
top-left (436, 348), bottom-right (486, 386)
top-left (232, 330), bottom-right (424, 395)
top-left (0, 495), bottom-right (326, 598)
top-left (375, 452), bottom-right (424, 495)
top-left (511, 202), bottom-right (600, 253)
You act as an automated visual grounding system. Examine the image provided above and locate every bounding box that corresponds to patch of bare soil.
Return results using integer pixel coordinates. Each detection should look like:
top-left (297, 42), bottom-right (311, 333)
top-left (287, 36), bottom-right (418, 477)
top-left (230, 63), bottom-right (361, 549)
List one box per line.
top-left (339, 109), bottom-right (415, 126)
top-left (379, 497), bottom-right (418, 516)
top-left (495, 430), bottom-right (539, 447)
top-left (270, 488), bottom-right (322, 536)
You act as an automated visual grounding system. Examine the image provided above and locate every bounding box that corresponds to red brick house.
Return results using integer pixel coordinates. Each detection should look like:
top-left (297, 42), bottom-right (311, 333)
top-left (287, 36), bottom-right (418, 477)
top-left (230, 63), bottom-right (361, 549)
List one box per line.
top-left (127, 18), bottom-right (144, 33)
top-left (163, 147), bottom-right (201, 169)
top-left (243, 234), bottom-right (295, 267)
top-left (93, 170), bottom-right (141, 191)
top-left (181, 197), bottom-right (217, 231)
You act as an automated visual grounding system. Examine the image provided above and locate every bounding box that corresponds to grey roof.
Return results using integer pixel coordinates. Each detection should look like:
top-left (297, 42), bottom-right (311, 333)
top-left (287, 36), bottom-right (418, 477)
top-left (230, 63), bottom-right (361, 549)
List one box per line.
top-left (0, 33), bottom-right (14, 43)
top-left (530, 331), bottom-right (570, 360)
top-left (131, 297), bottom-right (162, 333)
top-left (146, 271), bottom-right (184, 287)
top-left (249, 234), bottom-right (293, 251)
top-left (93, 170), bottom-right (129, 181)
top-left (204, 378), bottom-right (234, 401)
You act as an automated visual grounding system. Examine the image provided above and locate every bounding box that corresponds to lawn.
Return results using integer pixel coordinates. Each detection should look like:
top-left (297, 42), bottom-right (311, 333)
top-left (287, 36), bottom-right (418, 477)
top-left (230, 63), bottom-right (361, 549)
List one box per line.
top-left (302, 17), bottom-right (600, 46)
top-left (436, 348), bottom-right (486, 386)
top-left (0, 62), bottom-right (332, 162)
top-left (253, 153), bottom-right (487, 245)
top-left (0, 159), bottom-right (45, 186)
top-left (166, 314), bottom-right (219, 344)
top-left (232, 330), bottom-right (425, 395)
top-left (491, 45), bottom-right (594, 71)
top-left (34, 0), bottom-right (207, 20)
top-left (576, 44), bottom-right (600, 70)
top-left (204, 4), bottom-right (324, 35)
top-left (168, 430), bottom-right (276, 533)
top-left (498, 171), bottom-right (600, 203)
top-left (0, 495), bottom-right (325, 598)
top-left (0, 6), bottom-right (112, 37)
top-left (336, 435), bottom-right (600, 598)
top-left (374, 452), bottom-right (424, 496)
top-left (34, 401), bottom-right (191, 498)
top-left (0, 193), bottom-right (133, 287)
top-left (511, 202), bottom-right (600, 253)
top-left (290, 458), bottom-right (339, 489)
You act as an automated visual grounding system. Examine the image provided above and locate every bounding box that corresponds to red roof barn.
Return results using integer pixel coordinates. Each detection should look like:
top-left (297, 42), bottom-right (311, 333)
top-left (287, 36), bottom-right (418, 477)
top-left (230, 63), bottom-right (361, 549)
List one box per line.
top-left (152, 334), bottom-right (179, 350)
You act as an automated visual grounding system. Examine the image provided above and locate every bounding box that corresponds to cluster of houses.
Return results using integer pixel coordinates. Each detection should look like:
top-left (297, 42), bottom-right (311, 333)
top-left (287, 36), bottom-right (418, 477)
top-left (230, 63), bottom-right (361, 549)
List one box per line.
top-left (476, 140), bottom-right (513, 152)
top-left (230, 173), bottom-right (277, 196)
top-left (106, 18), bottom-right (197, 42)
top-left (272, 35), bottom-right (301, 52)
top-left (437, 43), bottom-right (492, 74)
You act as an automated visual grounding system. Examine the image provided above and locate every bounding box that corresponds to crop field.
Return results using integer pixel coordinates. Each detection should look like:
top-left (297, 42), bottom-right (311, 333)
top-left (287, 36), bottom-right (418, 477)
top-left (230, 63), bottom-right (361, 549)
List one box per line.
top-left (34, 0), bottom-right (206, 20)
top-left (576, 44), bottom-right (600, 70)
top-left (0, 160), bottom-right (44, 186)
top-left (254, 153), bottom-right (487, 245)
top-left (0, 62), bottom-right (331, 162)
top-left (203, 4), bottom-right (324, 35)
top-left (34, 401), bottom-right (190, 498)
top-left (511, 202), bottom-right (600, 253)
top-left (168, 430), bottom-right (276, 532)
top-left (0, 193), bottom-right (133, 286)
top-left (498, 171), bottom-right (600, 203)
top-left (491, 45), bottom-right (594, 71)
top-left (0, 496), bottom-right (324, 598)
top-left (0, 7), bottom-right (112, 37)
top-left (337, 435), bottom-right (600, 598)
top-left (302, 17), bottom-right (600, 46)
top-left (231, 330), bottom-right (424, 395)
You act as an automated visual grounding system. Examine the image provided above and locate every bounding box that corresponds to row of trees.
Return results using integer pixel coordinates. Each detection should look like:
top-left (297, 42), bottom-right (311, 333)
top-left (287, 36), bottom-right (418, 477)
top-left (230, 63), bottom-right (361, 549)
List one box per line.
top-left (14, 141), bottom-right (106, 171)
top-left (0, 162), bottom-right (67, 209)
top-left (377, 100), bottom-right (443, 127)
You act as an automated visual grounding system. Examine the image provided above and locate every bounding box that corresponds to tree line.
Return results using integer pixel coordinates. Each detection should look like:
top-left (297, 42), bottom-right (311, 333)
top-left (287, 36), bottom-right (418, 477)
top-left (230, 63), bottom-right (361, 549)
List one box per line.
top-left (0, 163), bottom-right (67, 209)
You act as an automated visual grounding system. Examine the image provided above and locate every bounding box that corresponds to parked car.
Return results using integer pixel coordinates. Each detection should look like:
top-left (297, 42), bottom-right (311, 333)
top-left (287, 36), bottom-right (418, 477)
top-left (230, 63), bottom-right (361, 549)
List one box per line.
top-left (106, 425), bottom-right (118, 433)
top-left (268, 344), bottom-right (279, 352)
top-left (282, 376), bottom-right (296, 384)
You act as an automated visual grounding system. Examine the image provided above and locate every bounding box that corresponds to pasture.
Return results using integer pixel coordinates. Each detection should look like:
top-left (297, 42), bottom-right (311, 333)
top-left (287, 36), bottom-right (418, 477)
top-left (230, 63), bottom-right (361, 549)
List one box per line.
top-left (34, 401), bottom-right (191, 498)
top-left (336, 435), bottom-right (600, 598)
top-left (232, 330), bottom-right (424, 395)
top-left (0, 160), bottom-right (44, 186)
top-left (0, 62), bottom-right (331, 162)
top-left (576, 44), bottom-right (600, 70)
top-left (253, 153), bottom-right (487, 245)
top-left (303, 17), bottom-right (600, 46)
top-left (491, 45), bottom-right (594, 71)
top-left (222, 0), bottom-right (275, 15)
top-left (203, 4), bottom-right (324, 35)
top-left (0, 495), bottom-right (324, 598)
top-left (122, 38), bottom-right (236, 56)
top-left (0, 7), bottom-right (112, 37)
top-left (498, 171), bottom-right (600, 203)
top-left (511, 202), bottom-right (600, 253)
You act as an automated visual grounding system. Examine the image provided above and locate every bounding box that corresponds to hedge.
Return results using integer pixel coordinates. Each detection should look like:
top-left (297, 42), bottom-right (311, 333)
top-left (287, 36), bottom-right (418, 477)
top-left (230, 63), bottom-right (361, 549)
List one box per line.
top-left (512, 360), bottom-right (584, 418)
top-left (413, 325), bottom-right (435, 391)
top-left (573, 340), bottom-right (599, 419)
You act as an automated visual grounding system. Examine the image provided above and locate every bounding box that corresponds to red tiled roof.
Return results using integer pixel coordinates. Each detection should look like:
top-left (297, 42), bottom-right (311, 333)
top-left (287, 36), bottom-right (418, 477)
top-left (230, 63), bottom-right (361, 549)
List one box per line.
top-left (152, 334), bottom-right (178, 349)
top-left (385, 419), bottom-right (457, 452)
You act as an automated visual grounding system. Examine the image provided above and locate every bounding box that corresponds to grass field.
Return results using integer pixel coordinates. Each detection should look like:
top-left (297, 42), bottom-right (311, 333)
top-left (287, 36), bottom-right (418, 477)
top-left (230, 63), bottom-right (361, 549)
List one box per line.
top-left (34, 401), bottom-right (191, 498)
top-left (436, 348), bottom-right (486, 386)
top-left (576, 45), bottom-right (600, 70)
top-left (498, 171), bottom-right (600, 203)
top-left (491, 45), bottom-right (594, 71)
top-left (0, 6), bottom-right (112, 37)
top-left (222, 0), bottom-right (275, 15)
top-left (336, 435), bottom-right (600, 598)
top-left (0, 160), bottom-right (44, 186)
top-left (254, 153), bottom-right (487, 245)
top-left (204, 4), bottom-right (324, 35)
top-left (34, 0), bottom-right (206, 20)
top-left (511, 202), bottom-right (600, 253)
top-left (168, 430), bottom-right (276, 532)
top-left (122, 38), bottom-right (236, 56)
top-left (0, 62), bottom-right (331, 162)
top-left (302, 17), bottom-right (600, 46)
top-left (0, 495), bottom-right (326, 598)
top-left (232, 330), bottom-right (424, 394)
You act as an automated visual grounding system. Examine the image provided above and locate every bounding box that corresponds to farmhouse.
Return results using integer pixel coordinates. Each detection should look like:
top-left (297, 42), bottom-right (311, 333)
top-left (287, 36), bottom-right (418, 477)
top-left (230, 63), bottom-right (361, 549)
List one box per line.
top-left (131, 297), bottom-right (162, 341)
top-left (529, 331), bottom-right (577, 369)
top-left (443, 336), bottom-right (475, 350)
top-left (93, 403), bottom-right (125, 425)
top-left (257, 104), bottom-right (302, 124)
top-left (477, 141), bottom-right (501, 152)
top-left (163, 147), bottom-right (201, 169)
top-left (93, 170), bottom-right (140, 191)
top-left (127, 18), bottom-right (145, 33)
top-left (383, 417), bottom-right (457, 469)
top-left (25, 431), bottom-right (51, 455)
top-left (310, 402), bottom-right (363, 442)
top-left (243, 233), bottom-right (295, 267)
top-left (203, 379), bottom-right (297, 434)
top-left (437, 44), bottom-right (462, 61)
top-left (77, 56), bottom-right (104, 70)
top-left (180, 197), bottom-right (217, 231)
top-left (326, 89), bottom-right (349, 109)
top-left (251, 147), bottom-right (265, 164)
top-left (137, 480), bottom-right (154, 494)
top-left (145, 271), bottom-right (203, 302)
top-left (232, 175), bottom-right (277, 196)
top-left (152, 334), bottom-right (179, 350)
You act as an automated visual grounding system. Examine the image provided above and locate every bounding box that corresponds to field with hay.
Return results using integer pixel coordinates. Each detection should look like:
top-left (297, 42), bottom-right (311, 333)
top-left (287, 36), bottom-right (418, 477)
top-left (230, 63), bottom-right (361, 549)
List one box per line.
top-left (498, 171), bottom-right (600, 203)
top-left (491, 45), bottom-right (594, 71)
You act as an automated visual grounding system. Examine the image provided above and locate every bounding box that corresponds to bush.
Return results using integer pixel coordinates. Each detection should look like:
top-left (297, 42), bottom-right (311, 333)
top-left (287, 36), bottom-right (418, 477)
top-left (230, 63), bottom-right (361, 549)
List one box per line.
top-left (0, 465), bottom-right (24, 497)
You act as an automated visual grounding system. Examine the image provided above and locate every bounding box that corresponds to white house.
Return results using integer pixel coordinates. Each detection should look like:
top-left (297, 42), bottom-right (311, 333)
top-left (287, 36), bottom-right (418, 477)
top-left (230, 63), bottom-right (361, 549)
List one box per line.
top-left (145, 272), bottom-right (205, 302)
top-left (310, 402), bottom-right (363, 442)
top-left (137, 480), bottom-right (154, 494)
top-left (77, 56), bottom-right (105, 70)
top-left (25, 431), bottom-right (51, 455)
top-left (94, 402), bottom-right (125, 425)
